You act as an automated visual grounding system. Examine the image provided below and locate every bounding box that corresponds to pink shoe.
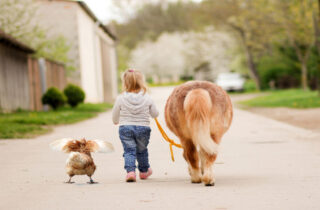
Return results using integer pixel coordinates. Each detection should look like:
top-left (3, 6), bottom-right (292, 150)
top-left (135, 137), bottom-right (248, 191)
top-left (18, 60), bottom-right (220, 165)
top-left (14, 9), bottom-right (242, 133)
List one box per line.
top-left (126, 171), bottom-right (136, 182)
top-left (139, 168), bottom-right (152, 180)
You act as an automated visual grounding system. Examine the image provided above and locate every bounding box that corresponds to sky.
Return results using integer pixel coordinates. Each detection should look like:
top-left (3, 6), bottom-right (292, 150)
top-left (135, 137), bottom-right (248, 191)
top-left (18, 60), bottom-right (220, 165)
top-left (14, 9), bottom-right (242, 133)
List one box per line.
top-left (84, 0), bottom-right (118, 23)
top-left (84, 0), bottom-right (203, 24)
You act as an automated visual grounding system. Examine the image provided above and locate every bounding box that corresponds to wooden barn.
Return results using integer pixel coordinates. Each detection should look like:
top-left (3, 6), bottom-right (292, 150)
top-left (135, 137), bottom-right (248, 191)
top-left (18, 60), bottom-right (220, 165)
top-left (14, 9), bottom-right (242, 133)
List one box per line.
top-left (0, 29), bottom-right (66, 112)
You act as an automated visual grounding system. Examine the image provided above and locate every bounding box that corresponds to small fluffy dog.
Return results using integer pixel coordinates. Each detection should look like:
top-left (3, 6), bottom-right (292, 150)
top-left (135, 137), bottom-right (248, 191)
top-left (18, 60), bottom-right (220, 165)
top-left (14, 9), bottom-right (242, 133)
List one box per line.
top-left (50, 138), bottom-right (114, 184)
top-left (165, 81), bottom-right (233, 186)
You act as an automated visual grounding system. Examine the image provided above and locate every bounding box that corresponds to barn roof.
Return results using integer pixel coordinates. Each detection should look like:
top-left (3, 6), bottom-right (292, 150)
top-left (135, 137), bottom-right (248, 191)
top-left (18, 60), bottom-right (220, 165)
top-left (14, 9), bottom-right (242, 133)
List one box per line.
top-left (0, 29), bottom-right (35, 53)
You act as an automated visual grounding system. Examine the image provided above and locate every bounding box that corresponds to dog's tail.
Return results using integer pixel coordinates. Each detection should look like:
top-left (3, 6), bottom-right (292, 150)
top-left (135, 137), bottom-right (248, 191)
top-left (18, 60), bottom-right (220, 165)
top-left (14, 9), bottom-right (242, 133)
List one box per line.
top-left (184, 88), bottom-right (218, 155)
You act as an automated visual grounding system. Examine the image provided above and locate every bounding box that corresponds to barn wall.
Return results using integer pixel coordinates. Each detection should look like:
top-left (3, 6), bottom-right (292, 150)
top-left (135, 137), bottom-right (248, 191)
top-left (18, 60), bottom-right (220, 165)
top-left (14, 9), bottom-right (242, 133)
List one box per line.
top-left (28, 58), bottom-right (67, 111)
top-left (0, 43), bottom-right (67, 112)
top-left (0, 44), bottom-right (30, 112)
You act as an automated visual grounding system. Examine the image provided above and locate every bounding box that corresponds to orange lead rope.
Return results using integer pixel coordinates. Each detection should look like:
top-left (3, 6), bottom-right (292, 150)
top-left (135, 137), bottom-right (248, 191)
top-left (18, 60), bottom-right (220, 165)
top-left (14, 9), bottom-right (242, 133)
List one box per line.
top-left (154, 118), bottom-right (182, 162)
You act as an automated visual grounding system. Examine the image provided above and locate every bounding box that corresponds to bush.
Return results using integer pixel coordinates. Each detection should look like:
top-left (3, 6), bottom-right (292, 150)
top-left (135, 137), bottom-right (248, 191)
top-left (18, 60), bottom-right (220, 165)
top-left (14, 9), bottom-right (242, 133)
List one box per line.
top-left (257, 45), bottom-right (300, 89)
top-left (307, 47), bottom-right (320, 90)
top-left (63, 84), bottom-right (85, 107)
top-left (244, 80), bottom-right (257, 92)
top-left (42, 87), bottom-right (66, 110)
top-left (257, 45), bottom-right (320, 90)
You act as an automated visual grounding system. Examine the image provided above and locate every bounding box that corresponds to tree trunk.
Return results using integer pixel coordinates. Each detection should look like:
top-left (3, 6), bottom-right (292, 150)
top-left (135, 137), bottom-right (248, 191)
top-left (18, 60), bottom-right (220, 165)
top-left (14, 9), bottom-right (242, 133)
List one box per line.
top-left (293, 43), bottom-right (311, 91)
top-left (241, 36), bottom-right (261, 90)
top-left (315, 2), bottom-right (320, 94)
top-left (245, 47), bottom-right (261, 90)
top-left (301, 59), bottom-right (308, 91)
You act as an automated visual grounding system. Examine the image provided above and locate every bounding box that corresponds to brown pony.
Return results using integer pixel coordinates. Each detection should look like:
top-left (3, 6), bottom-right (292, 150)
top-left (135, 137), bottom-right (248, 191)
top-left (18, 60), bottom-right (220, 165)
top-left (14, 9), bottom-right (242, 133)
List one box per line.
top-left (165, 81), bottom-right (233, 186)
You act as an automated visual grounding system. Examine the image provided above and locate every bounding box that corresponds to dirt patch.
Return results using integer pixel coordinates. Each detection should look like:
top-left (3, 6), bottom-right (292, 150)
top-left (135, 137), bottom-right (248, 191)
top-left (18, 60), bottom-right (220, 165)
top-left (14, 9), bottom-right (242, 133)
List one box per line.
top-left (244, 107), bottom-right (320, 133)
top-left (230, 93), bottom-right (320, 133)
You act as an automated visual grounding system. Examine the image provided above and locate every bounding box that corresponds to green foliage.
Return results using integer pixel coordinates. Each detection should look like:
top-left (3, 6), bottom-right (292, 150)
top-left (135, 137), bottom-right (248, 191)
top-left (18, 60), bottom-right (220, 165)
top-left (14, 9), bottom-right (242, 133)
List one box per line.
top-left (0, 0), bottom-right (41, 44)
top-left (308, 47), bottom-right (320, 89)
top-left (115, 1), bottom-right (198, 49)
top-left (257, 46), bottom-right (299, 89)
top-left (114, 0), bottom-right (320, 91)
top-left (42, 87), bottom-right (66, 110)
top-left (0, 103), bottom-right (112, 139)
top-left (35, 36), bottom-right (74, 71)
top-left (273, 0), bottom-right (317, 90)
top-left (229, 47), bottom-right (249, 75)
top-left (117, 44), bottom-right (131, 72)
top-left (116, 0), bottom-right (279, 90)
top-left (0, 0), bottom-right (73, 70)
top-left (239, 89), bottom-right (320, 108)
top-left (63, 84), bottom-right (85, 107)
top-left (244, 80), bottom-right (258, 92)
top-left (257, 45), bottom-right (320, 90)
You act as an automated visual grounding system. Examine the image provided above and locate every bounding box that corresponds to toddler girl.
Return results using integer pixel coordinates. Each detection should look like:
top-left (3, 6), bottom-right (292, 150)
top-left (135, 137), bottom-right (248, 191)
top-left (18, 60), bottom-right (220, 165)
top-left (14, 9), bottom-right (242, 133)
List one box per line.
top-left (112, 69), bottom-right (159, 182)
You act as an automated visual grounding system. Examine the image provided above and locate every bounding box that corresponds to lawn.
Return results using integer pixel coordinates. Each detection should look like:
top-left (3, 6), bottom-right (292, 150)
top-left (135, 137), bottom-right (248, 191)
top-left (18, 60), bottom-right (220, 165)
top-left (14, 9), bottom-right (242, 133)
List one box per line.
top-left (239, 89), bottom-right (320, 108)
top-left (0, 103), bottom-right (112, 139)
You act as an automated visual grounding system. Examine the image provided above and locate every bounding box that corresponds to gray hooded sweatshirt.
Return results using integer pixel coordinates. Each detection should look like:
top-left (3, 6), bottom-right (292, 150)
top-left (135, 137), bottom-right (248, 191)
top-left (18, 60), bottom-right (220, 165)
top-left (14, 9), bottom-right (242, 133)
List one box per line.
top-left (112, 91), bottom-right (159, 126)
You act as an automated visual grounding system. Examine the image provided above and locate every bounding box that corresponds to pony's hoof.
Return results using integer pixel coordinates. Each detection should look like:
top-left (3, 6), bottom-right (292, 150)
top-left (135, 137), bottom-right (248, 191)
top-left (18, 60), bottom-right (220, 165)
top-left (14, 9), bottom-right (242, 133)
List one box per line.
top-left (87, 181), bottom-right (98, 184)
top-left (65, 181), bottom-right (75, 184)
top-left (191, 179), bottom-right (202, 184)
top-left (204, 182), bottom-right (215, 187)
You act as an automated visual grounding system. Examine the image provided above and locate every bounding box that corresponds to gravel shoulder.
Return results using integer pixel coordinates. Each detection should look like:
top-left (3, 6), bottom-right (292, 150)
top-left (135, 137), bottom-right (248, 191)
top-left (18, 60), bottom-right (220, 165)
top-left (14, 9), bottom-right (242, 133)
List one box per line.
top-left (244, 107), bottom-right (320, 133)
top-left (231, 93), bottom-right (320, 133)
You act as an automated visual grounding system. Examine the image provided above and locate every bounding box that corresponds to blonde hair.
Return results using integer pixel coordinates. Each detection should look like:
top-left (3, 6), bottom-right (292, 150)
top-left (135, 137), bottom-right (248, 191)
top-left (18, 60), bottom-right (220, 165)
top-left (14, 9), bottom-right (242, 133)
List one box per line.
top-left (122, 69), bottom-right (147, 93)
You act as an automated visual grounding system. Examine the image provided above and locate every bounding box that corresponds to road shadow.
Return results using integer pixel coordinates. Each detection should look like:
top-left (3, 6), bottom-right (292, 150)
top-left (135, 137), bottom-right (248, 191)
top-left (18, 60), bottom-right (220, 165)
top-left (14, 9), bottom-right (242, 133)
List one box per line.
top-left (216, 174), bottom-right (268, 188)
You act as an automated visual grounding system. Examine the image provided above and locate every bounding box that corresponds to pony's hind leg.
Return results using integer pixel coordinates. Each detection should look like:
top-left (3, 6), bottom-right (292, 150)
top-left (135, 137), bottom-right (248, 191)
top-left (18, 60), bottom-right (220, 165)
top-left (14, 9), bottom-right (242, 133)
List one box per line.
top-left (182, 139), bottom-right (202, 183)
top-left (199, 148), bottom-right (217, 186)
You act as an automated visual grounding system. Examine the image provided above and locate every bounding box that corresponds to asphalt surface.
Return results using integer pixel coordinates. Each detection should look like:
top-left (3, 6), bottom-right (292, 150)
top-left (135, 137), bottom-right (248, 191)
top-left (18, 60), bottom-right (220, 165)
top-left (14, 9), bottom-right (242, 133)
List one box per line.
top-left (0, 87), bottom-right (319, 210)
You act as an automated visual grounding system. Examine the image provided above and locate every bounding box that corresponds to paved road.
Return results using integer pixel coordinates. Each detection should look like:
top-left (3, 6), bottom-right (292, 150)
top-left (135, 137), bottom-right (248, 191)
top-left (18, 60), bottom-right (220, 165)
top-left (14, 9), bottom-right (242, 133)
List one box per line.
top-left (0, 87), bottom-right (320, 210)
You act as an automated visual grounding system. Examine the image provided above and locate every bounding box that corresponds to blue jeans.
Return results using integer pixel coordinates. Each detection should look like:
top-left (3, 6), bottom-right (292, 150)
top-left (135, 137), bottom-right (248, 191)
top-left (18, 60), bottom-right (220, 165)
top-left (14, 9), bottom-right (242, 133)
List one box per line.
top-left (119, 125), bottom-right (151, 173)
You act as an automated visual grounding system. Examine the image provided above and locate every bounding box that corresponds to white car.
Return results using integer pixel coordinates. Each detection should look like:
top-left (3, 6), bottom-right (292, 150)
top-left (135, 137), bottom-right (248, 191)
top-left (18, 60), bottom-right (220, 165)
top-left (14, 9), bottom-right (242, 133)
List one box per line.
top-left (216, 73), bottom-right (245, 92)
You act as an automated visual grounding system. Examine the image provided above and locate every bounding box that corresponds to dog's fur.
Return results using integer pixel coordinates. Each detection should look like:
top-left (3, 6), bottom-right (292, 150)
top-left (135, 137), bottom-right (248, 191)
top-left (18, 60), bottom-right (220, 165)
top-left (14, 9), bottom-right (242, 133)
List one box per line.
top-left (50, 138), bottom-right (114, 184)
top-left (165, 81), bottom-right (233, 186)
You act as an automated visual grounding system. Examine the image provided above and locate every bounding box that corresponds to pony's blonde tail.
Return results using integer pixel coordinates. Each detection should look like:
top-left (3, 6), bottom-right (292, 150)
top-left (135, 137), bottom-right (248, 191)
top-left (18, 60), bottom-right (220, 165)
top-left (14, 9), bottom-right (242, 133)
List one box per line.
top-left (184, 89), bottom-right (218, 155)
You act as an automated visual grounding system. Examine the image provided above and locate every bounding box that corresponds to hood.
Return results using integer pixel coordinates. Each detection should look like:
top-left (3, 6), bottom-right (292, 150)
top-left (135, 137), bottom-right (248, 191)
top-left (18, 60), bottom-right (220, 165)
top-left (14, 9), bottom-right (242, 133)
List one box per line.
top-left (122, 91), bottom-right (149, 114)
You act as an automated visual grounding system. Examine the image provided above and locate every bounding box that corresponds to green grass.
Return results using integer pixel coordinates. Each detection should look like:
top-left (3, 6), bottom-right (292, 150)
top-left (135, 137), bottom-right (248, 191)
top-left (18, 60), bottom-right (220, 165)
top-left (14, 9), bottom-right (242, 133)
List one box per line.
top-left (0, 103), bottom-right (112, 139)
top-left (239, 89), bottom-right (320, 108)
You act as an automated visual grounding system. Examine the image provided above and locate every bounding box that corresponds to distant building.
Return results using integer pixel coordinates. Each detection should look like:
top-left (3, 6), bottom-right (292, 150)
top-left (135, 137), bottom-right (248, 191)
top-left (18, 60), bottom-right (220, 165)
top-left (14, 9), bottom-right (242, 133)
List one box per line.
top-left (36, 0), bottom-right (118, 103)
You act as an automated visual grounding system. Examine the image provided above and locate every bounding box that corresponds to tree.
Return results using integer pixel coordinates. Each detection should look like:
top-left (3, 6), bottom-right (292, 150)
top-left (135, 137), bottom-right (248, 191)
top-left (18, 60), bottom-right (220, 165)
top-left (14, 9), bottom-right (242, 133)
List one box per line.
top-left (0, 0), bottom-right (72, 67)
top-left (315, 0), bottom-right (320, 55)
top-left (129, 29), bottom-right (233, 82)
top-left (275, 0), bottom-right (317, 90)
top-left (129, 33), bottom-right (186, 83)
top-left (182, 28), bottom-right (234, 80)
top-left (199, 0), bottom-right (277, 90)
top-left (313, 0), bottom-right (320, 93)
top-left (114, 1), bottom-right (198, 49)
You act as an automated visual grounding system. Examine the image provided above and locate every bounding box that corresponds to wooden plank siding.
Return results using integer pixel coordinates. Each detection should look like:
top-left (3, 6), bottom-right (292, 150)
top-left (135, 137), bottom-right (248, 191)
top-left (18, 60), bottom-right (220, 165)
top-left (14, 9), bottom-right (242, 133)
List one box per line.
top-left (28, 58), bottom-right (43, 111)
top-left (45, 60), bottom-right (66, 90)
top-left (27, 58), bottom-right (67, 111)
top-left (0, 44), bottom-right (30, 112)
top-left (0, 42), bottom-right (66, 112)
